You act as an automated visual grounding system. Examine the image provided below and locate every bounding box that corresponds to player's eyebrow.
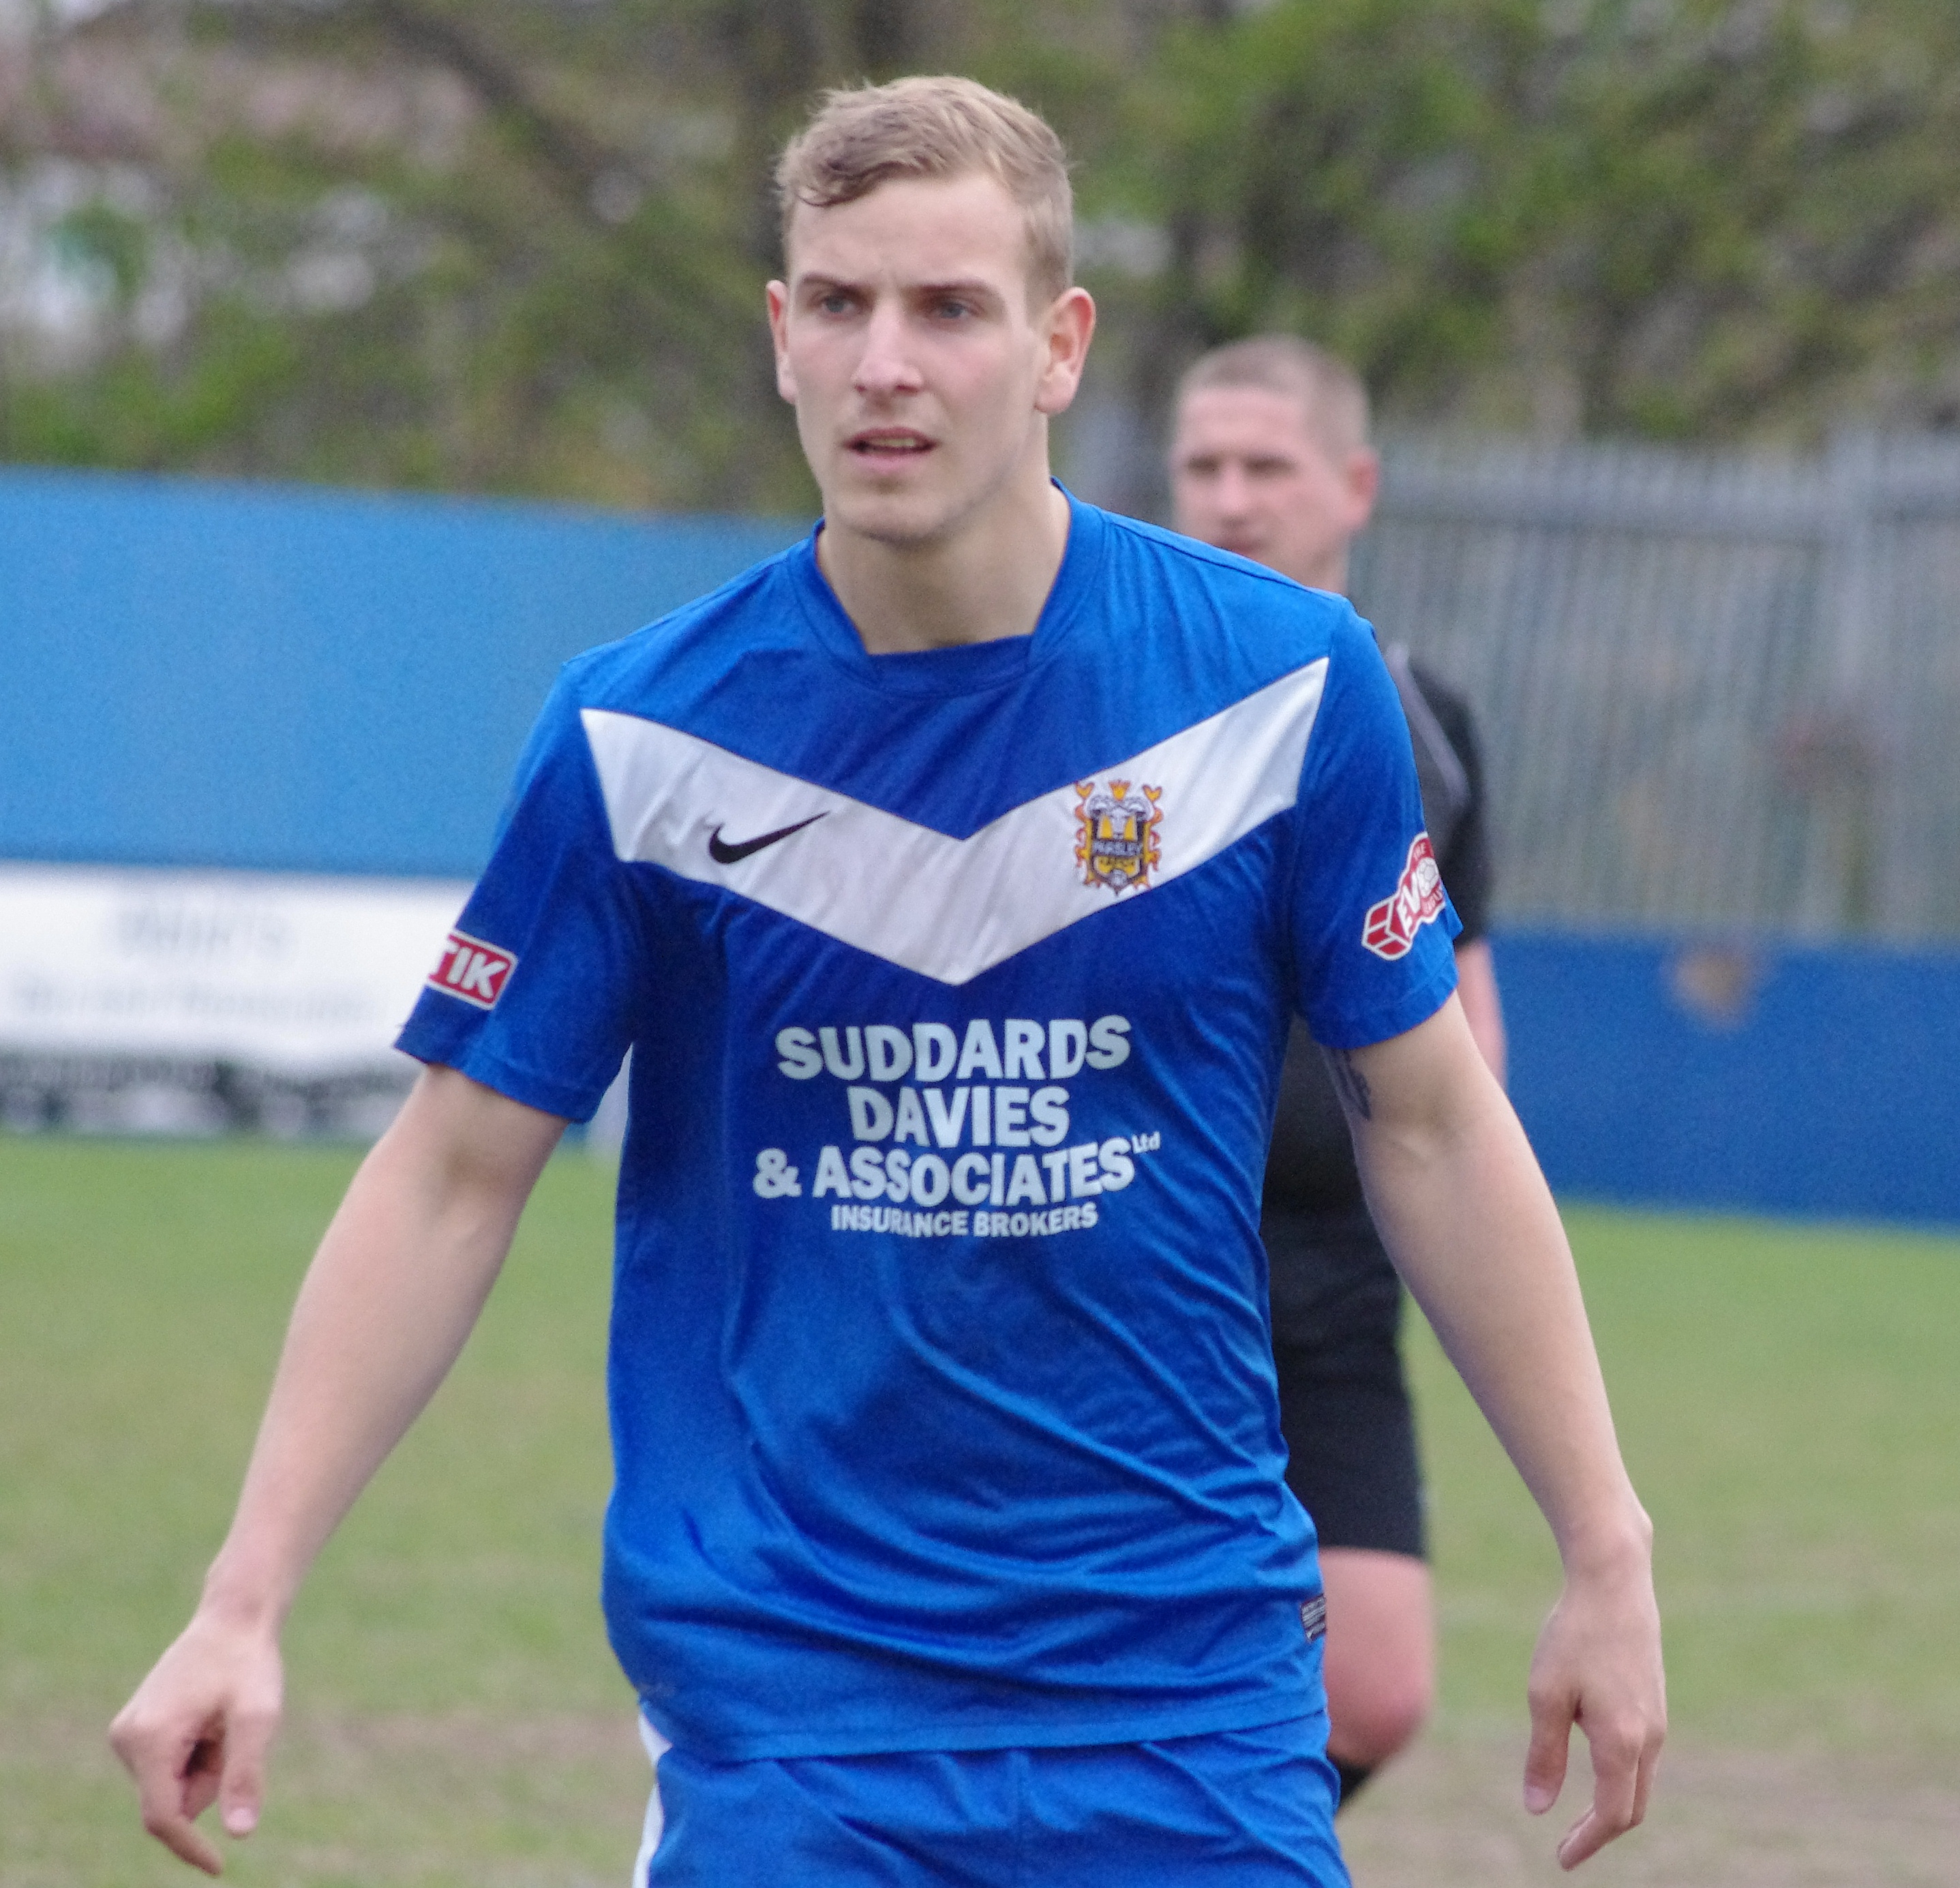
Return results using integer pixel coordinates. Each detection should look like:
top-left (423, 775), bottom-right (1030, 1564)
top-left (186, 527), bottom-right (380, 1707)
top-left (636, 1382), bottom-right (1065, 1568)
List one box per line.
top-left (910, 277), bottom-right (1002, 306)
top-left (793, 270), bottom-right (864, 299)
top-left (793, 271), bottom-right (1005, 310)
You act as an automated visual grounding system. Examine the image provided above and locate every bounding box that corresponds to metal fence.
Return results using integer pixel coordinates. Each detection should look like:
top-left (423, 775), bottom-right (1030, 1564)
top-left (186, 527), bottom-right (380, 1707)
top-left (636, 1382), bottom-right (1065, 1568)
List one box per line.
top-left (1353, 431), bottom-right (1960, 941)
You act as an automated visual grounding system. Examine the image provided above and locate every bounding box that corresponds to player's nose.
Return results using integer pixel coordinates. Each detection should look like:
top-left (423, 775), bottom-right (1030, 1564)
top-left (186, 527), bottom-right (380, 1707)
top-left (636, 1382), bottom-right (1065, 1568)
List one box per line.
top-left (852, 301), bottom-right (923, 398)
top-left (1211, 464), bottom-right (1257, 520)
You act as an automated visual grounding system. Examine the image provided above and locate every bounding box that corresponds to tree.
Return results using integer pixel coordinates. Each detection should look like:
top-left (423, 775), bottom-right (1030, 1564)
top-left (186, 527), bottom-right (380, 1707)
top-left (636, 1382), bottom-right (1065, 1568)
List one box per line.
top-left (0, 0), bottom-right (1079, 507)
top-left (4, 0), bottom-right (1958, 510)
top-left (1121, 0), bottom-right (1960, 442)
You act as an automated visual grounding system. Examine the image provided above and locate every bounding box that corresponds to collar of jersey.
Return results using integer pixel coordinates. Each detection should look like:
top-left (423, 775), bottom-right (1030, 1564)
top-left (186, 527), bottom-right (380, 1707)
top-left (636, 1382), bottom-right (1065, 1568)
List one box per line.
top-left (787, 483), bottom-right (1106, 698)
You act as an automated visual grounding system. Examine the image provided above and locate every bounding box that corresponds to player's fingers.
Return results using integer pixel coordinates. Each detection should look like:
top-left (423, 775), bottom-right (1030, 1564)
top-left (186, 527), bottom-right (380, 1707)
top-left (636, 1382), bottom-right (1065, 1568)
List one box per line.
top-left (217, 1699), bottom-right (280, 1839)
top-left (1554, 1716), bottom-right (1646, 1869)
top-left (181, 1735), bottom-right (223, 1824)
top-left (145, 1809), bottom-right (225, 1878)
top-left (115, 1728), bottom-right (225, 1876)
top-left (1554, 1806), bottom-right (1606, 1872)
top-left (1521, 1681), bottom-right (1572, 1815)
top-left (1631, 1734), bottom-right (1663, 1828)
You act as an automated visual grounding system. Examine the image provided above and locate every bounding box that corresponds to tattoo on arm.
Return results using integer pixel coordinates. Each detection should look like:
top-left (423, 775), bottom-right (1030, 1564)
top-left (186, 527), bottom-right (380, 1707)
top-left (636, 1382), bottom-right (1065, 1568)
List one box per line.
top-left (1324, 1047), bottom-right (1373, 1121)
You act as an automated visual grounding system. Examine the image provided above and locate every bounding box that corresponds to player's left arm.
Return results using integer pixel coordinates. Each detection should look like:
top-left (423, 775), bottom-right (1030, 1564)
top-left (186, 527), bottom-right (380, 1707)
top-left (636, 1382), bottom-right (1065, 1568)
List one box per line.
top-left (1333, 995), bottom-right (1663, 1869)
top-left (1452, 937), bottom-right (1507, 1085)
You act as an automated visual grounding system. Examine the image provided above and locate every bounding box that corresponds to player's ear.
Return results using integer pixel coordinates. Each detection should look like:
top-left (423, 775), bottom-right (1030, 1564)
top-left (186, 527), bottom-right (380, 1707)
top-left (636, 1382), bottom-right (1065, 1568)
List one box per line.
top-left (1344, 447), bottom-right (1381, 531)
top-left (766, 280), bottom-right (798, 404)
top-left (1034, 286), bottom-right (1096, 417)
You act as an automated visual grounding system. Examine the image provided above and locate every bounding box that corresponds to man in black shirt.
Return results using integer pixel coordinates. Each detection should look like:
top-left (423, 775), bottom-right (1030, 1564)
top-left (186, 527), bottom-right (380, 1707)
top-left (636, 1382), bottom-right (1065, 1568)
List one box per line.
top-left (1169, 335), bottom-right (1507, 1807)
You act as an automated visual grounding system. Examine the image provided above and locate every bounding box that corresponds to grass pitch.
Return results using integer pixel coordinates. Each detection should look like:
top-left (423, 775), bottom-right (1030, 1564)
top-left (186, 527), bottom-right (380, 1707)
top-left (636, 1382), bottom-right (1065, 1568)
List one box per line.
top-left (1358, 1213), bottom-right (1960, 1886)
top-left (2, 1134), bottom-right (1957, 1885)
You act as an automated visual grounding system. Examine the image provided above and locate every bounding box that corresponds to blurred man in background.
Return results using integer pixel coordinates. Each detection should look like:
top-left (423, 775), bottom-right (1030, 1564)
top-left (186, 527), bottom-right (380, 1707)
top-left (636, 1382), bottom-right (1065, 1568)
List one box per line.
top-left (1171, 335), bottom-right (1507, 1805)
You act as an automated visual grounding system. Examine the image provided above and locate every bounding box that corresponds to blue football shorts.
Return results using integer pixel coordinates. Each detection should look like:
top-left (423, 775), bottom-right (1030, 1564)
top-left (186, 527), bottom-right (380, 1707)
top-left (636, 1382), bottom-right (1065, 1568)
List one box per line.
top-left (631, 1710), bottom-right (1348, 1887)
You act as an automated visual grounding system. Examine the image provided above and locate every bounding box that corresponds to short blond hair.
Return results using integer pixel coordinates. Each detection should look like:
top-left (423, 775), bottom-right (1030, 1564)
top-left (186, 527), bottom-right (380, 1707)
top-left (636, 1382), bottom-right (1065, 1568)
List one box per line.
top-left (774, 76), bottom-right (1073, 305)
top-left (1176, 335), bottom-right (1372, 457)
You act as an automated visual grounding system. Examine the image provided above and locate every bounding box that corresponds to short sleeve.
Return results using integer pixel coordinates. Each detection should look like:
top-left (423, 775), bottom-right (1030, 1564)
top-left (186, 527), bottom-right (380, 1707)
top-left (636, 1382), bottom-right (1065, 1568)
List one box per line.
top-left (1288, 608), bottom-right (1460, 1048)
top-left (395, 674), bottom-right (646, 1120)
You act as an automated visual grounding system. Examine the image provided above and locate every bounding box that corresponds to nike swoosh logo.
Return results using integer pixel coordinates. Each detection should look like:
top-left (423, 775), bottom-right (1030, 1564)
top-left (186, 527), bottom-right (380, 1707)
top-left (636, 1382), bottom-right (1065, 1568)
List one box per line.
top-left (707, 812), bottom-right (828, 864)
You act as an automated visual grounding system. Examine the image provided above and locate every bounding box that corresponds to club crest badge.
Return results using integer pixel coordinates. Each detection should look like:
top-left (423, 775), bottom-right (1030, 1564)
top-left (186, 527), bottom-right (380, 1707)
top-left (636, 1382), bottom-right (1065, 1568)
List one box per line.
top-left (1074, 778), bottom-right (1163, 895)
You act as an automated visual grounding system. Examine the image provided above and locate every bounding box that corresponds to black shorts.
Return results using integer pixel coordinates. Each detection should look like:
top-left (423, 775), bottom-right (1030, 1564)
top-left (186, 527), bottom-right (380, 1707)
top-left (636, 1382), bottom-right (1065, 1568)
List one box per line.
top-left (1263, 1205), bottom-right (1426, 1560)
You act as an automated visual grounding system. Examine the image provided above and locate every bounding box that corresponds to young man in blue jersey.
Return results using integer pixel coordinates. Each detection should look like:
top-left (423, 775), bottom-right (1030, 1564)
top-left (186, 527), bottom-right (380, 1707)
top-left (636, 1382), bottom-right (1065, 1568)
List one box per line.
top-left (112, 76), bottom-right (1663, 1886)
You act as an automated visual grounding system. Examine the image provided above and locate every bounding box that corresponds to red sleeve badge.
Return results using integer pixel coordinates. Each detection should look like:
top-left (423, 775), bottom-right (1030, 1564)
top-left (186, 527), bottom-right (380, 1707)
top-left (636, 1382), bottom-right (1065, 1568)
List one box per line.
top-left (427, 929), bottom-right (517, 1008)
top-left (1362, 835), bottom-right (1447, 960)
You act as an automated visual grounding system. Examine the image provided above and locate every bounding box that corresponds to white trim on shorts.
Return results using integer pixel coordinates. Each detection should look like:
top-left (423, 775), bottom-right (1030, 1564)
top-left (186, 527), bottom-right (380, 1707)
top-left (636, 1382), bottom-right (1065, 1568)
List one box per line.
top-left (631, 1711), bottom-right (673, 1888)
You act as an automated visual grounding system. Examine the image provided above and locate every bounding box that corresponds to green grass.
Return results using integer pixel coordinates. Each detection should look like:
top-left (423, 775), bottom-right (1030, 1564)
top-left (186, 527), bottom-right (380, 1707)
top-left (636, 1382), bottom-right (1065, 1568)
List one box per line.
top-left (3, 1137), bottom-right (1958, 1883)
top-left (1412, 1208), bottom-right (1960, 1754)
top-left (0, 1136), bottom-right (637, 1888)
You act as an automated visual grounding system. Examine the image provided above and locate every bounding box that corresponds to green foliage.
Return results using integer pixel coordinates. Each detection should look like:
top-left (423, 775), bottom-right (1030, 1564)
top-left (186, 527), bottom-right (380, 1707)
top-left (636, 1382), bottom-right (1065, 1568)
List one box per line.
top-left (49, 198), bottom-right (150, 305)
top-left (1116, 0), bottom-right (1539, 410)
top-left (2, 0), bottom-right (1958, 502)
top-left (1128, 0), bottom-right (1960, 438)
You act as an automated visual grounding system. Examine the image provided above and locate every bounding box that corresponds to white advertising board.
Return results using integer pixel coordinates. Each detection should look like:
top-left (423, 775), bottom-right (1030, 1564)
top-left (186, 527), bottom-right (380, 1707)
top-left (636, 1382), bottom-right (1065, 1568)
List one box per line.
top-left (0, 863), bottom-right (469, 1076)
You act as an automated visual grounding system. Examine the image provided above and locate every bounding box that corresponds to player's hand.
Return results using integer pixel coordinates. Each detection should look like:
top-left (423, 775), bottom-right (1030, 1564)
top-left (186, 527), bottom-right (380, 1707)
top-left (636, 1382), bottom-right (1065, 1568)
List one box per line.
top-left (108, 1609), bottom-right (285, 1875)
top-left (1521, 1538), bottom-right (1665, 1869)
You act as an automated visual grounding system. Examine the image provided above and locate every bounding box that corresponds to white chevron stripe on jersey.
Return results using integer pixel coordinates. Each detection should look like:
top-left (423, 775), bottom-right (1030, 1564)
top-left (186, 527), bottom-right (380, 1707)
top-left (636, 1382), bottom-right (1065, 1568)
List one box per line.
top-left (580, 657), bottom-right (1328, 986)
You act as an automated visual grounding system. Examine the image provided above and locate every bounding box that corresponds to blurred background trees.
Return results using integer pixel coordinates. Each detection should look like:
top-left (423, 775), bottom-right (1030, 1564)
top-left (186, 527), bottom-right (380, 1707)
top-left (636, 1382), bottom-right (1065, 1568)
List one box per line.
top-left (4, 0), bottom-right (1959, 513)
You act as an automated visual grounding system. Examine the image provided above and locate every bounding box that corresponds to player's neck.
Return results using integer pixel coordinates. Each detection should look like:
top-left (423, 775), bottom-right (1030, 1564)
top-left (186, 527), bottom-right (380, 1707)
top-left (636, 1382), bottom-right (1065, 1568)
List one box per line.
top-left (1288, 545), bottom-right (1351, 597)
top-left (817, 463), bottom-right (1072, 657)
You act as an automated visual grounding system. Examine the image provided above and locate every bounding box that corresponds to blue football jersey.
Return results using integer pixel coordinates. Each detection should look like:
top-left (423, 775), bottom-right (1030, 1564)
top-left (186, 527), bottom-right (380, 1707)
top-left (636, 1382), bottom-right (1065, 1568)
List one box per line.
top-left (397, 494), bottom-right (1459, 1762)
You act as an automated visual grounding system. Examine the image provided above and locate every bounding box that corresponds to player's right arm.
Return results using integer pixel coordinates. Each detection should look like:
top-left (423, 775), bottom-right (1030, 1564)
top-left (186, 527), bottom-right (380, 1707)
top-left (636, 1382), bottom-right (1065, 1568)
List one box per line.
top-left (108, 1064), bottom-right (565, 1875)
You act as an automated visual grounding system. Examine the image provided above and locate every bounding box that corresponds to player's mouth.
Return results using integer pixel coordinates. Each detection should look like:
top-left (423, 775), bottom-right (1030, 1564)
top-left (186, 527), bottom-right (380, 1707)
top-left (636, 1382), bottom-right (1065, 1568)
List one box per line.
top-left (847, 428), bottom-right (935, 464)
